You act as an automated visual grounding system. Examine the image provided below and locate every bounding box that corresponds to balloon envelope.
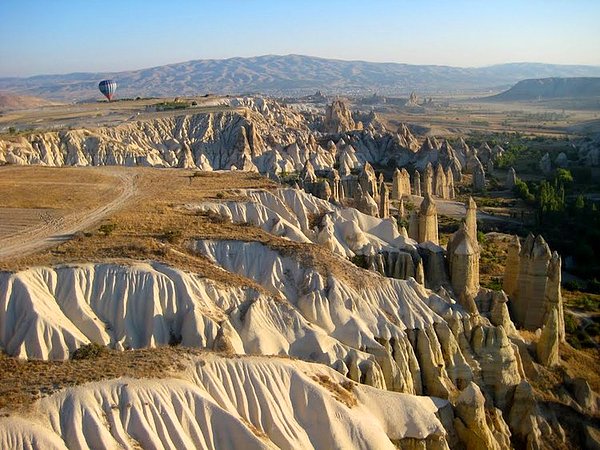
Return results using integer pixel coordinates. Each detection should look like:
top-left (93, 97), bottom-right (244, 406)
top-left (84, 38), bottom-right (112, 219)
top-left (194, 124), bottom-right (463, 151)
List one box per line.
top-left (98, 80), bottom-right (117, 101)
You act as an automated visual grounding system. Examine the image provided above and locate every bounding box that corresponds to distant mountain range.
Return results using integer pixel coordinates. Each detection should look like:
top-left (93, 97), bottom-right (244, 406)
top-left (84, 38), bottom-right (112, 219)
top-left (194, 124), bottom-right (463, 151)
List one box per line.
top-left (2, 54), bottom-right (600, 101)
top-left (487, 77), bottom-right (600, 101)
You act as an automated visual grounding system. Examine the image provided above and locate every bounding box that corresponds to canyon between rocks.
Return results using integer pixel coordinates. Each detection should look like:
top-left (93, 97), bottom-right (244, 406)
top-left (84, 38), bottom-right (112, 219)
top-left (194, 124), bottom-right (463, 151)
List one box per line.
top-left (0, 97), bottom-right (598, 450)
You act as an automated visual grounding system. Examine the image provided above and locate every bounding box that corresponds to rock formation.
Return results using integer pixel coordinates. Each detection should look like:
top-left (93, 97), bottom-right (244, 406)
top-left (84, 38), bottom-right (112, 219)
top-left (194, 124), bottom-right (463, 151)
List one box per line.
top-left (312, 180), bottom-right (332, 201)
top-left (323, 99), bottom-right (356, 133)
top-left (0, 96), bottom-right (586, 450)
top-left (417, 194), bottom-right (439, 244)
top-left (478, 142), bottom-right (493, 165)
top-left (447, 223), bottom-right (480, 303)
top-left (392, 168), bottom-right (402, 200)
top-left (511, 234), bottom-right (551, 330)
top-left (419, 244), bottom-right (449, 290)
top-left (505, 167), bottom-right (517, 190)
top-left (439, 140), bottom-right (462, 181)
top-left (397, 123), bottom-right (420, 151)
top-left (413, 170), bottom-right (422, 196)
top-left (454, 382), bottom-right (511, 450)
top-left (509, 381), bottom-right (543, 449)
top-left (299, 160), bottom-right (332, 200)
top-left (465, 152), bottom-right (480, 174)
top-left (408, 210), bottom-right (419, 241)
top-left (434, 164), bottom-right (447, 198)
top-left (355, 185), bottom-right (380, 217)
top-left (555, 152), bottom-right (568, 168)
top-left (300, 159), bottom-right (317, 184)
top-left (0, 353), bottom-right (452, 449)
top-left (406, 91), bottom-right (419, 107)
top-left (392, 168), bottom-right (411, 199)
top-left (422, 163), bottom-right (434, 195)
top-left (509, 234), bottom-right (565, 341)
top-left (537, 308), bottom-right (560, 366)
top-left (445, 166), bottom-right (455, 199)
top-left (400, 168), bottom-right (412, 196)
top-left (470, 325), bottom-right (523, 410)
top-left (473, 159), bottom-right (486, 192)
top-left (539, 152), bottom-right (552, 175)
top-left (545, 251), bottom-right (565, 342)
top-left (475, 289), bottom-right (518, 337)
top-left (379, 182), bottom-right (390, 218)
top-left (0, 175), bottom-right (577, 449)
top-left (446, 198), bottom-right (480, 311)
top-left (358, 162), bottom-right (378, 198)
top-left (370, 249), bottom-right (423, 283)
top-left (328, 168), bottom-right (341, 202)
top-left (567, 378), bottom-right (599, 414)
top-left (465, 197), bottom-right (478, 240)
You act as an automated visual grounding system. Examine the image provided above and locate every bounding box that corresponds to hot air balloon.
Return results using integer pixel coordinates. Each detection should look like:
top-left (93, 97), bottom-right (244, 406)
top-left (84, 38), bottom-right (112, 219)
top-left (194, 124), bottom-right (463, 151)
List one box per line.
top-left (98, 79), bottom-right (117, 101)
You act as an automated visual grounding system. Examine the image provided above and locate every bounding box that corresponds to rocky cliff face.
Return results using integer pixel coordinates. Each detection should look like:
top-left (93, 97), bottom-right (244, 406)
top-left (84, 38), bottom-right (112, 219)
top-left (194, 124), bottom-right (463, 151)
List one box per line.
top-left (0, 98), bottom-right (484, 198)
top-left (1, 105), bottom-right (299, 172)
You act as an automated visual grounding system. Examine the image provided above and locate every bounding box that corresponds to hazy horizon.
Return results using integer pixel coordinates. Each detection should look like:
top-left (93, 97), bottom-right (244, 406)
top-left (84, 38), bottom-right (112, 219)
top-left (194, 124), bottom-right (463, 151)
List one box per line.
top-left (2, 0), bottom-right (600, 77)
top-left (3, 53), bottom-right (600, 80)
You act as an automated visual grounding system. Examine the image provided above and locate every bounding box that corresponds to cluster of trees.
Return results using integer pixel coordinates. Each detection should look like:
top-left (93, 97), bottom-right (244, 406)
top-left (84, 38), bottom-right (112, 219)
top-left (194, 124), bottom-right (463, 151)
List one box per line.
top-left (466, 132), bottom-right (575, 173)
top-left (512, 168), bottom-right (600, 281)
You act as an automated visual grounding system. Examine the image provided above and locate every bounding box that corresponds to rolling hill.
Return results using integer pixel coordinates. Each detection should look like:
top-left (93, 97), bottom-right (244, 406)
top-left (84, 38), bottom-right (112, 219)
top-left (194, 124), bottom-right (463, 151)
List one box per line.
top-left (487, 77), bottom-right (600, 101)
top-left (0, 93), bottom-right (59, 111)
top-left (2, 54), bottom-right (600, 101)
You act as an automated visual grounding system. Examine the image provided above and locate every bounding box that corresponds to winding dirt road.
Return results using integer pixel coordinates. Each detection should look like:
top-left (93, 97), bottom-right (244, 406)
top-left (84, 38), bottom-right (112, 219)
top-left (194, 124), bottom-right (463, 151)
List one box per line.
top-left (0, 169), bottom-right (137, 261)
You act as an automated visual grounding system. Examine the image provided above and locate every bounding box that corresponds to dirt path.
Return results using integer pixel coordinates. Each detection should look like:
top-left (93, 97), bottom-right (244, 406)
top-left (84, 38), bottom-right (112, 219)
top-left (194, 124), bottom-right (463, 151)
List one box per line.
top-left (0, 169), bottom-right (137, 261)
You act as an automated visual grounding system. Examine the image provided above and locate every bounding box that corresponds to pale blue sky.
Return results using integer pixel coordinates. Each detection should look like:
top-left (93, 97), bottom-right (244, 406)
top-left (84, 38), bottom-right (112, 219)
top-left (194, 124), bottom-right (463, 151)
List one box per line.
top-left (1, 0), bottom-right (599, 77)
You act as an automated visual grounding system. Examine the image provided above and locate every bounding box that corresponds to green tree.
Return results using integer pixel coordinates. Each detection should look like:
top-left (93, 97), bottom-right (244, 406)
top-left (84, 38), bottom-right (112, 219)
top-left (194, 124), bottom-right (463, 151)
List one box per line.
top-left (513, 179), bottom-right (535, 203)
top-left (554, 168), bottom-right (573, 186)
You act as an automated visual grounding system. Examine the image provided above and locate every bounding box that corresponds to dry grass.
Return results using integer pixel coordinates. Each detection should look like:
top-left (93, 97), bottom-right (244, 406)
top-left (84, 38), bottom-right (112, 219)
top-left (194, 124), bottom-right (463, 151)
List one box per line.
top-left (0, 346), bottom-right (358, 418)
top-left (563, 290), bottom-right (600, 312)
top-left (0, 166), bottom-right (122, 241)
top-left (0, 167), bottom-right (270, 277)
top-left (560, 344), bottom-right (600, 394)
top-left (517, 329), bottom-right (600, 399)
top-left (0, 166), bottom-right (376, 292)
top-left (0, 166), bottom-right (120, 211)
top-left (311, 374), bottom-right (358, 408)
top-left (0, 347), bottom-right (200, 413)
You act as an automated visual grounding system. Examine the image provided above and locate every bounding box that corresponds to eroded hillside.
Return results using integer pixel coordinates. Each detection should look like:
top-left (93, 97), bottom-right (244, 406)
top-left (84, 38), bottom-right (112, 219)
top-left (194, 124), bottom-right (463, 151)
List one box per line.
top-left (0, 94), bottom-right (599, 449)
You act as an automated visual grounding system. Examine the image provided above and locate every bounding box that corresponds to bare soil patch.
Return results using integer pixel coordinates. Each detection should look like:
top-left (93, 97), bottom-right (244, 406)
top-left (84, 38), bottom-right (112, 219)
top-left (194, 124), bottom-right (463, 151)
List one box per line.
top-left (0, 166), bottom-right (133, 260)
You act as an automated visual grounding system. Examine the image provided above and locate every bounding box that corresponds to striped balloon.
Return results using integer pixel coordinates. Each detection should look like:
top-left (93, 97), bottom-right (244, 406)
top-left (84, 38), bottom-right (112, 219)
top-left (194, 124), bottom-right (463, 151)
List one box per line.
top-left (98, 79), bottom-right (117, 101)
